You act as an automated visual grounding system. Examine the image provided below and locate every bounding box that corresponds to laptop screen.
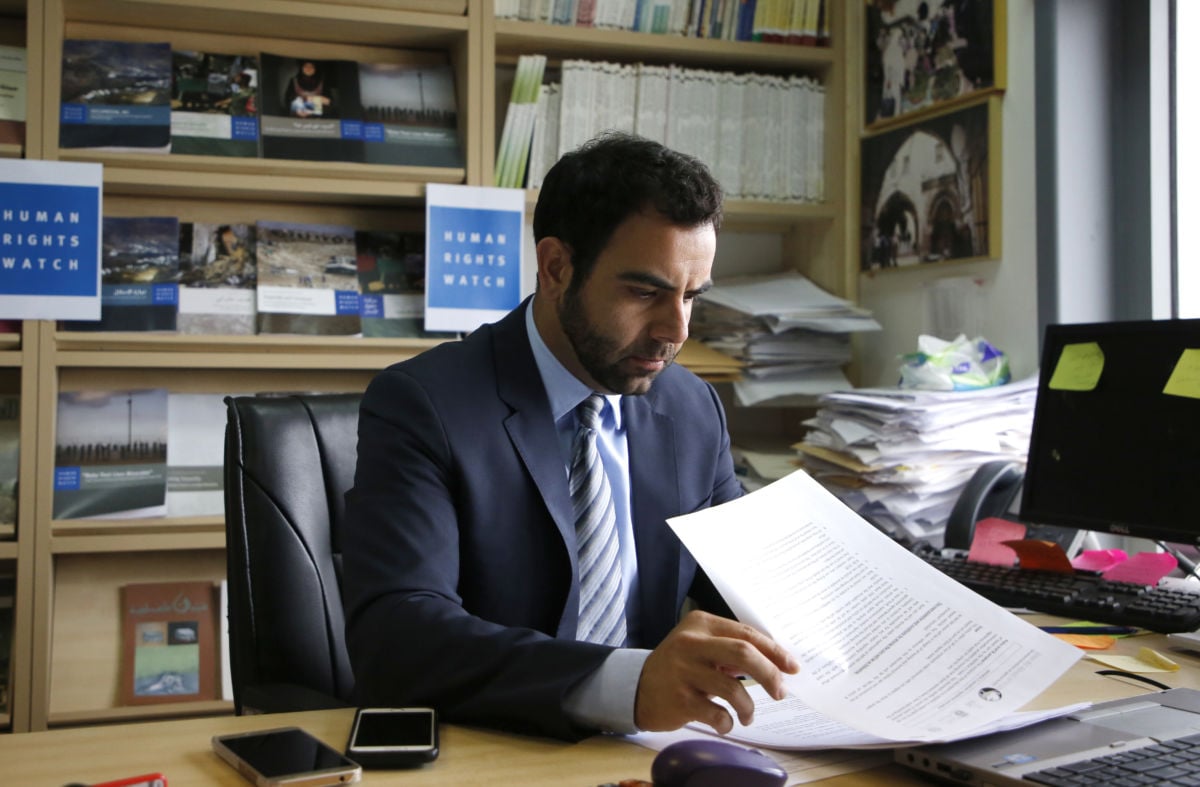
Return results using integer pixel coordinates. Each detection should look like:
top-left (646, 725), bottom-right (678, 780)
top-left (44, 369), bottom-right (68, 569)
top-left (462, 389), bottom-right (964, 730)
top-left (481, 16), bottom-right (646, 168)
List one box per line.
top-left (1019, 318), bottom-right (1200, 544)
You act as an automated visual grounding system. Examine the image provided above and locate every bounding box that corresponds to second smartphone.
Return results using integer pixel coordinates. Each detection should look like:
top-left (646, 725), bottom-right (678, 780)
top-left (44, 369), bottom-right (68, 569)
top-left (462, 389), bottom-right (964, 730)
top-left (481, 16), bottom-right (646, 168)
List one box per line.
top-left (345, 707), bottom-right (439, 769)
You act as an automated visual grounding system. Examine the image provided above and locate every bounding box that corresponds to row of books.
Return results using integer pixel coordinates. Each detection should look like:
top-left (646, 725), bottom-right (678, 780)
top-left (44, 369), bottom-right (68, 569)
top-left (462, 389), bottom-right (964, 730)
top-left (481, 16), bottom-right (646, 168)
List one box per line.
top-left (62, 216), bottom-right (456, 339)
top-left (495, 0), bottom-right (831, 46)
top-left (59, 39), bottom-right (463, 168)
top-left (0, 45), bottom-right (25, 149)
top-left (500, 56), bottom-right (825, 203)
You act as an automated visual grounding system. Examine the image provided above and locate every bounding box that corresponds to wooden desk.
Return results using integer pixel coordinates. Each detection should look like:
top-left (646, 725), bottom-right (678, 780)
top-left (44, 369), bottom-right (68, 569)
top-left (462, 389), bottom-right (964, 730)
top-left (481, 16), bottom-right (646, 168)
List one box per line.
top-left (8, 622), bottom-right (1200, 786)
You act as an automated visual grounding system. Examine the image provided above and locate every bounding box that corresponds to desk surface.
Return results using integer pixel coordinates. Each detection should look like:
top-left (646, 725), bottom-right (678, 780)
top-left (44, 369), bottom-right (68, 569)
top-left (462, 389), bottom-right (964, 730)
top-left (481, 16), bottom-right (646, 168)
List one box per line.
top-left (9, 621), bottom-right (1200, 786)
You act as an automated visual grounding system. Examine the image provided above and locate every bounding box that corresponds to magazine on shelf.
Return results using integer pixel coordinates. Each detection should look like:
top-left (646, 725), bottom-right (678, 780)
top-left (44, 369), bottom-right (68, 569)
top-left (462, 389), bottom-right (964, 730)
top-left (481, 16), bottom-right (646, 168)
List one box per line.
top-left (255, 220), bottom-right (361, 336)
top-left (120, 580), bottom-right (219, 706)
top-left (358, 59), bottom-right (463, 168)
top-left (166, 392), bottom-right (238, 518)
top-left (257, 52), bottom-right (364, 163)
top-left (0, 44), bottom-right (26, 148)
top-left (170, 50), bottom-right (259, 157)
top-left (62, 216), bottom-right (180, 333)
top-left (59, 39), bottom-right (172, 152)
top-left (355, 229), bottom-right (453, 339)
top-left (177, 222), bottom-right (257, 335)
top-left (52, 387), bottom-right (169, 520)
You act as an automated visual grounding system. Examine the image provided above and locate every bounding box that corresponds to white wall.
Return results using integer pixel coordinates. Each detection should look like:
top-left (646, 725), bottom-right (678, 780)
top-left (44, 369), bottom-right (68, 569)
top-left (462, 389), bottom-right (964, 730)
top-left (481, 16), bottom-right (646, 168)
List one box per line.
top-left (854, 0), bottom-right (1042, 387)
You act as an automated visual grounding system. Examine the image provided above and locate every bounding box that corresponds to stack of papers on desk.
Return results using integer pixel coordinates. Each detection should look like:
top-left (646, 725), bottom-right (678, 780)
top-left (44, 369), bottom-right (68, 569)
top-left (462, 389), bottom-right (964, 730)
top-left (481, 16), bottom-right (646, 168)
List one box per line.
top-left (794, 375), bottom-right (1037, 546)
top-left (691, 271), bottom-right (881, 406)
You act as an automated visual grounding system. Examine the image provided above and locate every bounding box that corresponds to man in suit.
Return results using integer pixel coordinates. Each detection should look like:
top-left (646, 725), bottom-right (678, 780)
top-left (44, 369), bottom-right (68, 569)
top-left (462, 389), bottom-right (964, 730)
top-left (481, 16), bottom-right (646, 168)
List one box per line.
top-left (343, 132), bottom-right (797, 741)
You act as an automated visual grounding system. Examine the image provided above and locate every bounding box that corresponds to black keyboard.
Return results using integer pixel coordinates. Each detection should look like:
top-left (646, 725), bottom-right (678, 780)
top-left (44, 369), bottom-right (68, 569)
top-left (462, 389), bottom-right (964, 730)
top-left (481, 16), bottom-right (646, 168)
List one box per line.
top-left (917, 549), bottom-right (1200, 633)
top-left (1025, 733), bottom-right (1200, 785)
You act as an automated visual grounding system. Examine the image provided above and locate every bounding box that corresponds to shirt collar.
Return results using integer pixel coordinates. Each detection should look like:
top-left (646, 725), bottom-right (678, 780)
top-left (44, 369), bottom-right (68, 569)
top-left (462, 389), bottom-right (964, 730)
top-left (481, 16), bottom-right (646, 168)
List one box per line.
top-left (525, 296), bottom-right (623, 428)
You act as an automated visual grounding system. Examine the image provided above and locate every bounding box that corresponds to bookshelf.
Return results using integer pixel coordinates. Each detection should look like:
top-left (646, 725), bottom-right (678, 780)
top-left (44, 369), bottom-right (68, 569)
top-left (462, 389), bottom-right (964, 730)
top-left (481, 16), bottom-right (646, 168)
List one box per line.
top-left (4, 0), bottom-right (858, 732)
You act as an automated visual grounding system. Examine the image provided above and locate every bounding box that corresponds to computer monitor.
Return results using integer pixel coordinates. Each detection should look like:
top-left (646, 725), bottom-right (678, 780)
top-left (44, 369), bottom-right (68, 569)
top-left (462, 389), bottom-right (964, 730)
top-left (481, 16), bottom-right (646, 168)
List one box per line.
top-left (1019, 318), bottom-right (1200, 544)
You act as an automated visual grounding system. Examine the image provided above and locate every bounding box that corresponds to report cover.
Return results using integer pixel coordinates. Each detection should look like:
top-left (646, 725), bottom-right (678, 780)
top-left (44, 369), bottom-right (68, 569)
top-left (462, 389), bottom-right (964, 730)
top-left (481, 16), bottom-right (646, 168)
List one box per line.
top-left (0, 394), bottom-right (17, 537)
top-left (62, 216), bottom-right (179, 332)
top-left (120, 580), bottom-right (218, 705)
top-left (257, 53), bottom-right (364, 163)
top-left (355, 229), bottom-right (453, 338)
top-left (255, 220), bottom-right (361, 336)
top-left (59, 39), bottom-right (172, 152)
top-left (52, 387), bottom-right (168, 520)
top-left (0, 44), bottom-right (26, 148)
top-left (166, 392), bottom-right (235, 517)
top-left (170, 50), bottom-right (259, 157)
top-left (358, 60), bottom-right (463, 168)
top-left (177, 221), bottom-right (256, 335)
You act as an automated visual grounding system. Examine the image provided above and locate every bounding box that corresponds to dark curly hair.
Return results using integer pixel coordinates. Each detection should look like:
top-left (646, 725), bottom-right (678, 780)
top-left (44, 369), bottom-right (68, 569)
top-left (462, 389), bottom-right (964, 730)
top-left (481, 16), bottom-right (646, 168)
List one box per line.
top-left (532, 132), bottom-right (723, 292)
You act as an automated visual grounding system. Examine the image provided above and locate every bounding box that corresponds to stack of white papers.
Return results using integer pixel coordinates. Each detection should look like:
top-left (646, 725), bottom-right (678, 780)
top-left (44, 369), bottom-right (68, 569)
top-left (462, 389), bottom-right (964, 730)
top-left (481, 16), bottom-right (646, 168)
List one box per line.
top-left (795, 375), bottom-right (1038, 545)
top-left (691, 271), bottom-right (881, 406)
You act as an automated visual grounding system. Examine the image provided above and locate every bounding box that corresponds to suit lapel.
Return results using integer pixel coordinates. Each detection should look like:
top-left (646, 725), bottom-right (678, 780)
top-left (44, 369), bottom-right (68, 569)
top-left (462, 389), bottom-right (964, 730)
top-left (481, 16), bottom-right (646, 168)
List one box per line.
top-left (490, 302), bottom-right (580, 624)
top-left (624, 394), bottom-right (683, 645)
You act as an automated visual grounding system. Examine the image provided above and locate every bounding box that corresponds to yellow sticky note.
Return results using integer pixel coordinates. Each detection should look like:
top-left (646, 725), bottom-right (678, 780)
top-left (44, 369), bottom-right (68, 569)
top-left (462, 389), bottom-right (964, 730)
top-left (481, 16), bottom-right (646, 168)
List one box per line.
top-left (1164, 348), bottom-right (1200, 400)
top-left (1088, 646), bottom-right (1180, 673)
top-left (1049, 342), bottom-right (1105, 391)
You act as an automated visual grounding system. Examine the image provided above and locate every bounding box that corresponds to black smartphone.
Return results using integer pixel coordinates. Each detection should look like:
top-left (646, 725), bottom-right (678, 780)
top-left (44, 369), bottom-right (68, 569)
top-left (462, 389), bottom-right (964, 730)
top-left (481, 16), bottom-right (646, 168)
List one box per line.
top-left (212, 726), bottom-right (362, 786)
top-left (344, 707), bottom-right (439, 768)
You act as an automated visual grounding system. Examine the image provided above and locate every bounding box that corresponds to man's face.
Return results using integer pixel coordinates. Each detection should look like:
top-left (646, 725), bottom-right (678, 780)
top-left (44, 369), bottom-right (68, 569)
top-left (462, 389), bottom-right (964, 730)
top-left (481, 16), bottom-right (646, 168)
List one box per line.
top-left (552, 211), bottom-right (716, 396)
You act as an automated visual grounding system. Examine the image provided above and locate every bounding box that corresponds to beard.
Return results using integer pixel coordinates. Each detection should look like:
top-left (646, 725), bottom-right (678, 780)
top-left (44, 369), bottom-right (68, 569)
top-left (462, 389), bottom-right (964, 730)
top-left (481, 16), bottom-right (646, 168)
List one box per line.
top-left (558, 286), bottom-right (678, 395)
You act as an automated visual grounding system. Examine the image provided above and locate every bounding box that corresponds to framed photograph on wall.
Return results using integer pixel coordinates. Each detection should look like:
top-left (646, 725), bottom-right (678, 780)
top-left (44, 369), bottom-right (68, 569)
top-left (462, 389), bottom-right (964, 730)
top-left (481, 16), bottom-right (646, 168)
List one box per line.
top-left (859, 95), bottom-right (1001, 272)
top-left (864, 0), bottom-right (1006, 130)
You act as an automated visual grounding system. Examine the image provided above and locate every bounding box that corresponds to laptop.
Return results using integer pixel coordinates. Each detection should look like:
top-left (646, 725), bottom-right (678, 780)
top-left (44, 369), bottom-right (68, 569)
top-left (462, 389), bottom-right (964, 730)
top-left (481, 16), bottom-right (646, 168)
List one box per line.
top-left (896, 688), bottom-right (1200, 785)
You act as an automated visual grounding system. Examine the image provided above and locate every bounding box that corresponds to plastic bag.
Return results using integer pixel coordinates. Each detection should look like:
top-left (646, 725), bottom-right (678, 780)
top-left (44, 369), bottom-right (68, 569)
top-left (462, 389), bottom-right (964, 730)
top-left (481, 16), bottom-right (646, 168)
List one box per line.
top-left (899, 334), bottom-right (1011, 391)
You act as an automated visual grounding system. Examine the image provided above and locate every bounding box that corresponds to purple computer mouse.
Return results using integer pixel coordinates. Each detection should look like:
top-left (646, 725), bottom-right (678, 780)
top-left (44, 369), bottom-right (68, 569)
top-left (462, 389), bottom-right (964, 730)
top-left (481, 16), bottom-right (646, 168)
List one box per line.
top-left (650, 739), bottom-right (787, 787)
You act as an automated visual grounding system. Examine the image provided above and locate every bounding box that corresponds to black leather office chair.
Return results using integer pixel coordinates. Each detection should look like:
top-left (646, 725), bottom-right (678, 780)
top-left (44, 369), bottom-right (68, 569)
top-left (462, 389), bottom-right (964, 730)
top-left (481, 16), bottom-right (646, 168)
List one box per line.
top-left (223, 393), bottom-right (360, 714)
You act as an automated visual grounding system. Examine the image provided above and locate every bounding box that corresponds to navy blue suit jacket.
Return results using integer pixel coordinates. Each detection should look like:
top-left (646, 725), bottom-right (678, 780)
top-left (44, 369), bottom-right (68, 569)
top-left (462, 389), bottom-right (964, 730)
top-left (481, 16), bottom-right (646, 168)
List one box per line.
top-left (342, 299), bottom-right (743, 739)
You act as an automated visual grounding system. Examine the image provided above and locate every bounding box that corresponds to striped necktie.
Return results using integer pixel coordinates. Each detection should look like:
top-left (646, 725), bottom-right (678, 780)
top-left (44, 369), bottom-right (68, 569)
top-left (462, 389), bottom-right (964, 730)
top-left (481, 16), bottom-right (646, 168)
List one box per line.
top-left (570, 394), bottom-right (627, 646)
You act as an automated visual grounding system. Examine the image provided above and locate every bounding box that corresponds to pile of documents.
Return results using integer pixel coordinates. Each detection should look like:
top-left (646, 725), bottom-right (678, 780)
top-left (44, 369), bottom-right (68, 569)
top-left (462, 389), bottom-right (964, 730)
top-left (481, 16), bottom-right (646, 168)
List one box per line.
top-left (794, 375), bottom-right (1038, 546)
top-left (690, 271), bottom-right (881, 406)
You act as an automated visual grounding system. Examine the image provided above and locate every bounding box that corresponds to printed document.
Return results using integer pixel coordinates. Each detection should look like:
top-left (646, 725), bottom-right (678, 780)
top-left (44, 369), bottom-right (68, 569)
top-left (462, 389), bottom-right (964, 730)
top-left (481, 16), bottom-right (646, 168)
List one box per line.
top-left (667, 470), bottom-right (1082, 744)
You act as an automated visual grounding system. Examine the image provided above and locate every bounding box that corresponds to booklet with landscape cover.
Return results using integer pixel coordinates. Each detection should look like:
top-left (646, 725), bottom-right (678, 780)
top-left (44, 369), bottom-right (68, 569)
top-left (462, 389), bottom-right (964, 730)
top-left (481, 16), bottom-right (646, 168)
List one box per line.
top-left (120, 580), bottom-right (219, 706)
top-left (177, 221), bottom-right (256, 335)
top-left (59, 39), bottom-right (172, 152)
top-left (358, 60), bottom-right (463, 168)
top-left (257, 53), bottom-right (364, 163)
top-left (170, 50), bottom-right (259, 157)
top-left (52, 387), bottom-right (168, 520)
top-left (255, 220), bottom-right (361, 336)
top-left (62, 216), bottom-right (179, 332)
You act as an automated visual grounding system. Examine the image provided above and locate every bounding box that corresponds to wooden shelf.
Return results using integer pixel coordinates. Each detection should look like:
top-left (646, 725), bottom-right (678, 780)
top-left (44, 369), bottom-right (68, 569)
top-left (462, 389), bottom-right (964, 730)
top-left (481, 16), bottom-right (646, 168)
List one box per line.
top-left (56, 151), bottom-right (463, 205)
top-left (0, 540), bottom-right (17, 560)
top-left (49, 699), bottom-right (232, 727)
top-left (51, 530), bottom-right (225, 554)
top-left (494, 19), bottom-right (835, 73)
top-left (49, 332), bottom-right (447, 370)
top-left (60, 0), bottom-right (468, 47)
top-left (52, 516), bottom-right (223, 538)
top-left (0, 142), bottom-right (21, 159)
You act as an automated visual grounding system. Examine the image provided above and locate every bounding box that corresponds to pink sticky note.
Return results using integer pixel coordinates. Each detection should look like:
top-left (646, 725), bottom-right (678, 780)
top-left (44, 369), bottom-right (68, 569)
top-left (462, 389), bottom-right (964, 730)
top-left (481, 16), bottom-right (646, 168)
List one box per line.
top-left (1101, 551), bottom-right (1178, 585)
top-left (968, 517), bottom-right (1026, 566)
top-left (1072, 549), bottom-right (1129, 573)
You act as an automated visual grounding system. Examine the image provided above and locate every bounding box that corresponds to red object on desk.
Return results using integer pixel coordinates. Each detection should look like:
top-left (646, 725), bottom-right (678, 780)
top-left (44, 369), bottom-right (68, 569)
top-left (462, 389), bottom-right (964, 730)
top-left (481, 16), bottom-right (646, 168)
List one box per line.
top-left (1002, 539), bottom-right (1075, 573)
top-left (91, 774), bottom-right (167, 787)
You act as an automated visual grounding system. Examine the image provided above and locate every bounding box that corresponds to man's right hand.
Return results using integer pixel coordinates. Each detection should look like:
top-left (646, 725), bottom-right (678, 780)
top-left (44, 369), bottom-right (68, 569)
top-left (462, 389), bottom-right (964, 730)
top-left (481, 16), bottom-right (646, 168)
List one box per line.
top-left (632, 610), bottom-right (799, 734)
